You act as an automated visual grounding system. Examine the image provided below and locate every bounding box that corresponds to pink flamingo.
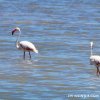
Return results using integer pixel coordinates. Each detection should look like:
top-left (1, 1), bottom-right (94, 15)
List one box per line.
top-left (12, 27), bottom-right (38, 59)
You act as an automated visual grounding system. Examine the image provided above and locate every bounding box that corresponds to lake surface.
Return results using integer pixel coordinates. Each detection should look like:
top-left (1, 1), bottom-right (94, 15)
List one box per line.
top-left (0, 0), bottom-right (100, 100)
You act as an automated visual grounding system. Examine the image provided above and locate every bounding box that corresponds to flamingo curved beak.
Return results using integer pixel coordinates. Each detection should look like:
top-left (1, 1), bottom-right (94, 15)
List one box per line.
top-left (12, 29), bottom-right (17, 35)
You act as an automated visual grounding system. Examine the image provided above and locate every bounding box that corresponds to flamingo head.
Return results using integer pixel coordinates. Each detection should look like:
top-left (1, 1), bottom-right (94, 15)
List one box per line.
top-left (12, 27), bottom-right (20, 35)
top-left (90, 41), bottom-right (93, 48)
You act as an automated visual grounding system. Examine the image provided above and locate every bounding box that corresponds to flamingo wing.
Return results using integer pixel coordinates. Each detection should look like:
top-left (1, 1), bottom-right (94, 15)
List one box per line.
top-left (19, 41), bottom-right (38, 53)
top-left (90, 55), bottom-right (100, 64)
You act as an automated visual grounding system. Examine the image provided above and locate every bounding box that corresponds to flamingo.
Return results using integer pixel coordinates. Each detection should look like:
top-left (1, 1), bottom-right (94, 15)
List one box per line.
top-left (90, 41), bottom-right (100, 76)
top-left (12, 27), bottom-right (38, 59)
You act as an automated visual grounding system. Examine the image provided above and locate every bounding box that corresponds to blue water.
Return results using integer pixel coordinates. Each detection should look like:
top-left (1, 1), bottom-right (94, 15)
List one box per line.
top-left (0, 0), bottom-right (100, 100)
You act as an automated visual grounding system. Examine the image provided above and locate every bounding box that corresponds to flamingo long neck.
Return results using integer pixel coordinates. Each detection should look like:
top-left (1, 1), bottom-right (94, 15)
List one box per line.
top-left (16, 31), bottom-right (21, 48)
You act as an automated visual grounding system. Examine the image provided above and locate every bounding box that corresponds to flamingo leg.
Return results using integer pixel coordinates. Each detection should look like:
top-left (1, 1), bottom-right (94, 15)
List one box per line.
top-left (29, 51), bottom-right (31, 59)
top-left (96, 66), bottom-right (99, 77)
top-left (99, 66), bottom-right (100, 75)
top-left (23, 51), bottom-right (25, 60)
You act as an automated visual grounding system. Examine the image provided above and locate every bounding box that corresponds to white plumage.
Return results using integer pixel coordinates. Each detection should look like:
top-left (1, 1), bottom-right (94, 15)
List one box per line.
top-left (18, 41), bottom-right (38, 53)
top-left (90, 55), bottom-right (100, 64)
top-left (90, 42), bottom-right (100, 76)
top-left (12, 27), bottom-right (38, 59)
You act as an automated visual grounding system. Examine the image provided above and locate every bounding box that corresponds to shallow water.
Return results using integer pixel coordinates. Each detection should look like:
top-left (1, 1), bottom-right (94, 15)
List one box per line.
top-left (0, 0), bottom-right (100, 100)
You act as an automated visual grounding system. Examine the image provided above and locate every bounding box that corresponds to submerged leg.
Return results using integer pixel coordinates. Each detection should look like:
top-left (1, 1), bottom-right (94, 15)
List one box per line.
top-left (29, 51), bottom-right (31, 59)
top-left (23, 51), bottom-right (25, 60)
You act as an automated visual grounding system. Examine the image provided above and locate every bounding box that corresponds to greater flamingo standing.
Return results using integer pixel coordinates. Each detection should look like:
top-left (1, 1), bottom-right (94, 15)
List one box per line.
top-left (12, 27), bottom-right (38, 59)
top-left (90, 41), bottom-right (100, 76)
